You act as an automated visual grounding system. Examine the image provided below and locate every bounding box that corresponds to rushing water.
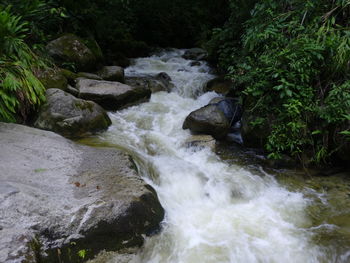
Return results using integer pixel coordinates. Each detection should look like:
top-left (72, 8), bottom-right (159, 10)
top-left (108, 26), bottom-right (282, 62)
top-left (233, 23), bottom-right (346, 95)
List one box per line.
top-left (86, 50), bottom-right (349, 263)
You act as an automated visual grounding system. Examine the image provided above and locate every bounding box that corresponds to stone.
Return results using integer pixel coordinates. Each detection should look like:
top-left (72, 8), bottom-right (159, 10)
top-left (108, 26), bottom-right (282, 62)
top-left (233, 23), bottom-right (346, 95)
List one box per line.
top-left (34, 89), bottom-right (111, 138)
top-left (77, 72), bottom-right (103, 80)
top-left (97, 66), bottom-right (125, 82)
top-left (76, 78), bottom-right (151, 110)
top-left (205, 77), bottom-right (233, 95)
top-left (46, 34), bottom-right (98, 72)
top-left (183, 105), bottom-right (230, 139)
top-left (35, 68), bottom-right (68, 91)
top-left (182, 48), bottom-right (208, 61)
top-left (185, 135), bottom-right (216, 151)
top-left (0, 123), bottom-right (164, 262)
top-left (125, 72), bottom-right (174, 93)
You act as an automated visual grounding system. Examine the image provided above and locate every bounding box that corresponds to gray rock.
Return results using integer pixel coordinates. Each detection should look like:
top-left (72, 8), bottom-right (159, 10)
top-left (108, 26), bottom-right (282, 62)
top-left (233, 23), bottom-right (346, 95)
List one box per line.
top-left (46, 34), bottom-right (98, 71)
top-left (125, 72), bottom-right (174, 93)
top-left (0, 123), bottom-right (164, 263)
top-left (182, 48), bottom-right (208, 61)
top-left (77, 72), bottom-right (103, 80)
top-left (183, 105), bottom-right (230, 139)
top-left (35, 68), bottom-right (68, 91)
top-left (34, 89), bottom-right (111, 138)
top-left (97, 66), bottom-right (125, 82)
top-left (76, 78), bottom-right (151, 110)
top-left (205, 77), bottom-right (233, 95)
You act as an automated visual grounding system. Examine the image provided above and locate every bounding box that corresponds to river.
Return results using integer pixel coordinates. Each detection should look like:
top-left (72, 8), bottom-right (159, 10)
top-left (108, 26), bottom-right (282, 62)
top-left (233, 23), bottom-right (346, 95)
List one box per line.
top-left (83, 49), bottom-right (350, 263)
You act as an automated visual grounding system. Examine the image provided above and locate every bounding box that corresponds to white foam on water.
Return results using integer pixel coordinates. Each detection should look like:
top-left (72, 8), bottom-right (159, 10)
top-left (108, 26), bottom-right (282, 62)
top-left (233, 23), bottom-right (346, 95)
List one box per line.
top-left (99, 50), bottom-right (327, 263)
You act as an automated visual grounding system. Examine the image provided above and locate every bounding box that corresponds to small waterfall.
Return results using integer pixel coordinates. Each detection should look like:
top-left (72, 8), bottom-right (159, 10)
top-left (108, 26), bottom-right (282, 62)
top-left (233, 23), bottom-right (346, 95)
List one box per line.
top-left (97, 50), bottom-right (328, 262)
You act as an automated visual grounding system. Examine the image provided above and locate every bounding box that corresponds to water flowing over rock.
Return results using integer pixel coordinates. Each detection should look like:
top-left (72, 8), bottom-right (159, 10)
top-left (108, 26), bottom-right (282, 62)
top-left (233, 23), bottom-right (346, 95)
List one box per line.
top-left (95, 50), bottom-right (326, 263)
top-left (76, 78), bottom-right (151, 110)
top-left (46, 34), bottom-right (99, 72)
top-left (34, 89), bottom-right (111, 138)
top-left (0, 123), bottom-right (164, 263)
top-left (97, 66), bottom-right (125, 82)
top-left (183, 104), bottom-right (230, 139)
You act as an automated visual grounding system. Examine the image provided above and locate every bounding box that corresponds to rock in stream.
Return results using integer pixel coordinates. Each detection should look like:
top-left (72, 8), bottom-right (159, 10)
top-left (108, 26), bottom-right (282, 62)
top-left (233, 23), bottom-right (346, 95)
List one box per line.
top-left (0, 123), bottom-right (164, 263)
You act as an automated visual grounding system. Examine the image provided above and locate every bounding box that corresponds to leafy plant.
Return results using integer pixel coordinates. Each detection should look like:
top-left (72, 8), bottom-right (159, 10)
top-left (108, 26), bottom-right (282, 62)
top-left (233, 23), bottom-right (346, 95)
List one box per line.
top-left (0, 7), bottom-right (46, 122)
top-left (211, 0), bottom-right (350, 164)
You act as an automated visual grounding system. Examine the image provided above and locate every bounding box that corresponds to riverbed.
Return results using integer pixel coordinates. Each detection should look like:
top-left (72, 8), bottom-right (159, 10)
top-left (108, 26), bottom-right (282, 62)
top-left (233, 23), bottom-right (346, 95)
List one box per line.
top-left (81, 49), bottom-right (350, 263)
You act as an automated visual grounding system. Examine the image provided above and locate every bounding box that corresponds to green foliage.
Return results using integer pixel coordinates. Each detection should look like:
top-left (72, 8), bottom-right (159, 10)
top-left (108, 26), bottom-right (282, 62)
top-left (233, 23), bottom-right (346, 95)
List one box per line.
top-left (211, 0), bottom-right (350, 164)
top-left (0, 7), bottom-right (46, 122)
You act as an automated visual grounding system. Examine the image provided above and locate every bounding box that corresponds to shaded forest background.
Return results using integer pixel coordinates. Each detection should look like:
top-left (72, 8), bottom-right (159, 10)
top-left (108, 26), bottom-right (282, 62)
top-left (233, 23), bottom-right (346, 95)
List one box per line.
top-left (0, 0), bottom-right (349, 165)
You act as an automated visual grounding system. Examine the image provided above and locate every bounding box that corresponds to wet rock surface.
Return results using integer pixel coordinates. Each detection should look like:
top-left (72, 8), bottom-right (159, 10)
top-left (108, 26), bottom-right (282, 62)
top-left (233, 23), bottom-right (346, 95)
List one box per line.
top-left (76, 78), bottom-right (151, 111)
top-left (0, 123), bottom-right (164, 263)
top-left (34, 89), bottom-right (111, 138)
top-left (183, 104), bottom-right (230, 139)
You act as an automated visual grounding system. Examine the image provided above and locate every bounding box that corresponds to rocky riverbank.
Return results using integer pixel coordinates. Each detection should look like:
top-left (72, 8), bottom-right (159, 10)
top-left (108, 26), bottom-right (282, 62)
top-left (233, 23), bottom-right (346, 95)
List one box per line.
top-left (0, 123), bottom-right (164, 262)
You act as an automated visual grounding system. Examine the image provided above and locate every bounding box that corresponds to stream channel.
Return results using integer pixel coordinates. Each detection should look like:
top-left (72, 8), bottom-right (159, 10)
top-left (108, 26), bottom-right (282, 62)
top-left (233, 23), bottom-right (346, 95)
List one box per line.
top-left (80, 49), bottom-right (350, 263)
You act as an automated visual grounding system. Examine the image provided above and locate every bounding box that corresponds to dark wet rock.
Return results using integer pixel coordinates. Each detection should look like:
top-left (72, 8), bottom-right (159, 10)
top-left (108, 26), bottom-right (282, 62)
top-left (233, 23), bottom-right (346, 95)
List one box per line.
top-left (125, 73), bottom-right (174, 93)
top-left (97, 66), bottom-right (125, 82)
top-left (0, 123), bottom-right (164, 263)
top-left (76, 78), bottom-right (151, 111)
top-left (189, 61), bottom-right (201, 67)
top-left (34, 89), bottom-right (111, 138)
top-left (209, 98), bottom-right (242, 125)
top-left (46, 34), bottom-right (98, 71)
top-left (205, 77), bottom-right (233, 95)
top-left (36, 68), bottom-right (68, 91)
top-left (182, 48), bottom-right (208, 61)
top-left (183, 105), bottom-right (230, 139)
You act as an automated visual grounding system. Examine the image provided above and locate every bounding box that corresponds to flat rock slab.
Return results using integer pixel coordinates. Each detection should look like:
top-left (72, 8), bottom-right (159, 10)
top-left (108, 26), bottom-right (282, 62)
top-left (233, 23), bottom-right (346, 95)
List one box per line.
top-left (0, 123), bottom-right (164, 263)
top-left (76, 78), bottom-right (151, 111)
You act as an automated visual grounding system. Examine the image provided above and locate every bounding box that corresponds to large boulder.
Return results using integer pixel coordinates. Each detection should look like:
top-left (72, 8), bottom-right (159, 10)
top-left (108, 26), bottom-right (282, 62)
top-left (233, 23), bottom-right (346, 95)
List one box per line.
top-left (46, 34), bottom-right (99, 72)
top-left (76, 78), bottom-right (151, 111)
top-left (0, 123), bottom-right (164, 263)
top-left (182, 48), bottom-right (208, 61)
top-left (183, 105), bottom-right (230, 139)
top-left (209, 98), bottom-right (242, 125)
top-left (97, 66), bottom-right (125, 82)
top-left (205, 77), bottom-right (234, 95)
top-left (34, 89), bottom-right (111, 138)
top-left (125, 72), bottom-right (174, 93)
top-left (35, 68), bottom-right (68, 91)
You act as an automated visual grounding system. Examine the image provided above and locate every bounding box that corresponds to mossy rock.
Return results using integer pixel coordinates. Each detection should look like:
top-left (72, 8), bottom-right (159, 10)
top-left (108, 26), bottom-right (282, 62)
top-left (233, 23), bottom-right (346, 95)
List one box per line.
top-left (46, 34), bottom-right (98, 72)
top-left (34, 88), bottom-right (111, 138)
top-left (36, 68), bottom-right (68, 91)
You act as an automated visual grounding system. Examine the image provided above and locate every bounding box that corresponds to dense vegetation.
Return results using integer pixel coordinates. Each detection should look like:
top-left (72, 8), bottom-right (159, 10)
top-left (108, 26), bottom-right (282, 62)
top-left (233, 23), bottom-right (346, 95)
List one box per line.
top-left (0, 0), bottom-right (349, 165)
top-left (209, 0), bottom-right (350, 165)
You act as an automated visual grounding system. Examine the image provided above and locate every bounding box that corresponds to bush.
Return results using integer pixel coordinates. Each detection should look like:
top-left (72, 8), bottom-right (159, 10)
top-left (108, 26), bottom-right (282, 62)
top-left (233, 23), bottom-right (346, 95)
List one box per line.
top-left (0, 7), bottom-right (46, 122)
top-left (211, 0), bottom-right (350, 164)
